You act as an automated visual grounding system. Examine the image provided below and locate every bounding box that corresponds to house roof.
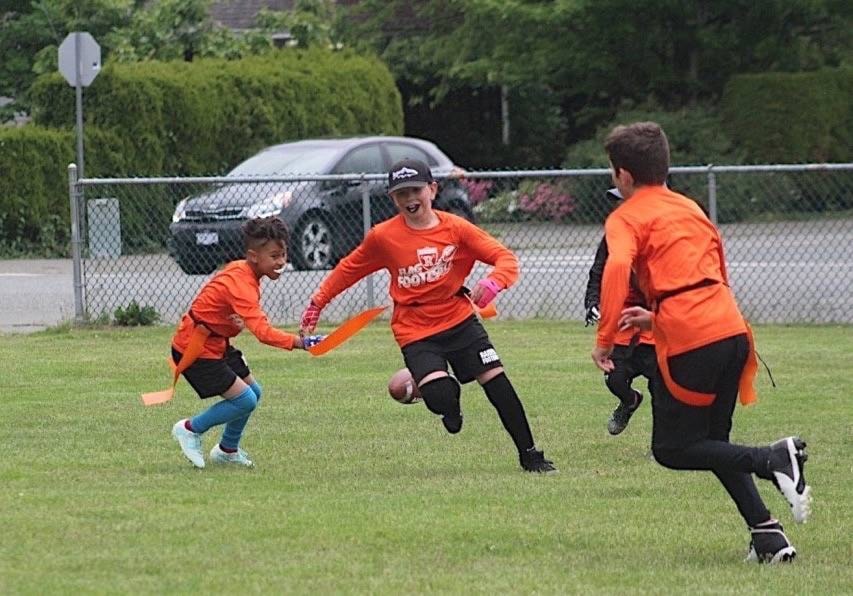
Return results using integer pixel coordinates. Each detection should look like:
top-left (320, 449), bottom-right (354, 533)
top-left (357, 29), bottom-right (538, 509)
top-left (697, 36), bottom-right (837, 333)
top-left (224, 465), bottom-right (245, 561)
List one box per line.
top-left (209, 0), bottom-right (296, 30)
top-left (210, 0), bottom-right (361, 30)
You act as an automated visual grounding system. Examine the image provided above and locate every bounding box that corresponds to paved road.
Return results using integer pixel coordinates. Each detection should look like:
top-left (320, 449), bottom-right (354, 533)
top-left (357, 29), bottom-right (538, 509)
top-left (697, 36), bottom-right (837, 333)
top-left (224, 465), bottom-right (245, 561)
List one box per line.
top-left (2, 219), bottom-right (852, 333)
top-left (0, 259), bottom-right (75, 333)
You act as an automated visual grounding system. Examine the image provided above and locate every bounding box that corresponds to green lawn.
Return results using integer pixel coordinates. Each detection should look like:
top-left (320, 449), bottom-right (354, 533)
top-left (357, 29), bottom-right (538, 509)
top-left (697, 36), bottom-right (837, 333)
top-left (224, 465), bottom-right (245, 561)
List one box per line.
top-left (1, 322), bottom-right (851, 594)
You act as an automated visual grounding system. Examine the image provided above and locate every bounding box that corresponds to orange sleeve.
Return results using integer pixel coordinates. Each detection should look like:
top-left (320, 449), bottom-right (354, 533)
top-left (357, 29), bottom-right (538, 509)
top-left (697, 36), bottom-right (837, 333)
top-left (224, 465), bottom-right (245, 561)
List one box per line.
top-left (596, 213), bottom-right (637, 348)
top-left (459, 218), bottom-right (519, 289)
top-left (311, 229), bottom-right (385, 308)
top-left (230, 283), bottom-right (298, 351)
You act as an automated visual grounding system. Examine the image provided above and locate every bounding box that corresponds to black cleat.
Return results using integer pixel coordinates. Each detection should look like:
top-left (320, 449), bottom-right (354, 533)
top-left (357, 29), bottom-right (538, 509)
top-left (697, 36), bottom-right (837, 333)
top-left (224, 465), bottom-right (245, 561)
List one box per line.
top-left (607, 391), bottom-right (643, 436)
top-left (520, 448), bottom-right (558, 473)
top-left (441, 414), bottom-right (463, 434)
top-left (746, 519), bottom-right (797, 564)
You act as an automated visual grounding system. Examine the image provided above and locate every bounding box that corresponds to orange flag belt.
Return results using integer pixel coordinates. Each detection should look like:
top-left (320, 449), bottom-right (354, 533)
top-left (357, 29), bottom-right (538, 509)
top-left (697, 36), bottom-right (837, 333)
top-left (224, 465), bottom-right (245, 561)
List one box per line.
top-left (141, 324), bottom-right (211, 406)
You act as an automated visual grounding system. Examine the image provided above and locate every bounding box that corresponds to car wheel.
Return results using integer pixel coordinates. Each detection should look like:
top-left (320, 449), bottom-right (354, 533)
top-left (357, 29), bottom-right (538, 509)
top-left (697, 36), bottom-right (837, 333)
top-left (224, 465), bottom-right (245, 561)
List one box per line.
top-left (292, 214), bottom-right (337, 270)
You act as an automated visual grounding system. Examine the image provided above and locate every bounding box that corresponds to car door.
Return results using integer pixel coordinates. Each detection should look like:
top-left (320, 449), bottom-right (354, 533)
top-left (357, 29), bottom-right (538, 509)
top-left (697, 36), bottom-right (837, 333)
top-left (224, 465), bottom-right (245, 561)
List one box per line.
top-left (329, 143), bottom-right (387, 253)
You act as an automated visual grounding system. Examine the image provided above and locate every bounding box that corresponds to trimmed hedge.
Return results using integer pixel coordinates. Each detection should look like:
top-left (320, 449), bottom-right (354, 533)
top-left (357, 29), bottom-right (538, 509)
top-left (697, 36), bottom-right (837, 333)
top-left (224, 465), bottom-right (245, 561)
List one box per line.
top-left (721, 68), bottom-right (852, 163)
top-left (30, 49), bottom-right (403, 175)
top-left (3, 49), bottom-right (402, 255)
top-left (0, 125), bottom-right (133, 255)
top-left (0, 126), bottom-right (71, 254)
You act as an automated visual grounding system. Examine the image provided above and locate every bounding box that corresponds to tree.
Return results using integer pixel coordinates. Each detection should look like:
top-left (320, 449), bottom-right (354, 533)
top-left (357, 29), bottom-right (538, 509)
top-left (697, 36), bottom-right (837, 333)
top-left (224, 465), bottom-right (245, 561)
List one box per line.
top-left (105, 0), bottom-right (252, 62)
top-left (255, 0), bottom-right (344, 49)
top-left (344, 0), bottom-right (851, 144)
top-left (0, 0), bottom-right (133, 118)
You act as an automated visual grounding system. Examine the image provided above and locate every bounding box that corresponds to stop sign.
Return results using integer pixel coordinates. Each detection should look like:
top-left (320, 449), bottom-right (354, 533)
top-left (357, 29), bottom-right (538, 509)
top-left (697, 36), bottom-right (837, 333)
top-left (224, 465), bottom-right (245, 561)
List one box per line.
top-left (58, 32), bottom-right (101, 87)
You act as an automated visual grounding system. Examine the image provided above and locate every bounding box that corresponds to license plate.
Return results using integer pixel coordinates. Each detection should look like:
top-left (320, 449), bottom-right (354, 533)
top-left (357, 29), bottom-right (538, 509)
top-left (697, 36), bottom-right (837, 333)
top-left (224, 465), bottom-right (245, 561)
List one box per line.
top-left (196, 231), bottom-right (219, 245)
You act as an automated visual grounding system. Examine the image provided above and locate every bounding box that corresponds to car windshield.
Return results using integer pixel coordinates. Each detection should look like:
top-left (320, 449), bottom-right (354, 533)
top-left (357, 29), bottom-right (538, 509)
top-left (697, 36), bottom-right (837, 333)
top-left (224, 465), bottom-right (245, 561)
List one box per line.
top-left (228, 146), bottom-right (334, 176)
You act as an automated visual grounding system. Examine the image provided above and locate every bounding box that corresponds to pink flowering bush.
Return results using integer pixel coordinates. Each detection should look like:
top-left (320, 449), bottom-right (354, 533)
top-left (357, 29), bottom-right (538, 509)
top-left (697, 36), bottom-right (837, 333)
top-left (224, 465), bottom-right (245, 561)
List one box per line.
top-left (517, 180), bottom-right (576, 222)
top-left (460, 178), bottom-right (494, 206)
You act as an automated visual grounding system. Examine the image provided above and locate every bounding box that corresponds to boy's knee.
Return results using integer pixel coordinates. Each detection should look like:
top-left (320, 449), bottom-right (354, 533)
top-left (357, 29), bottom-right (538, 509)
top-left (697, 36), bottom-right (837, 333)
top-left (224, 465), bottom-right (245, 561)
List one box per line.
top-left (604, 372), bottom-right (621, 394)
top-left (232, 387), bottom-right (258, 413)
top-left (249, 381), bottom-right (263, 402)
top-left (651, 444), bottom-right (683, 470)
top-left (605, 366), bottom-right (628, 388)
top-left (419, 376), bottom-right (461, 417)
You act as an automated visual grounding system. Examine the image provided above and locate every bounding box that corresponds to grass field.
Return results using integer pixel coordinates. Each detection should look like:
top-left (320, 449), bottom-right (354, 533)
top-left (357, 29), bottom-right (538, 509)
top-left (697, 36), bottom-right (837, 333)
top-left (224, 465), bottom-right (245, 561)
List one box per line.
top-left (1, 321), bottom-right (851, 594)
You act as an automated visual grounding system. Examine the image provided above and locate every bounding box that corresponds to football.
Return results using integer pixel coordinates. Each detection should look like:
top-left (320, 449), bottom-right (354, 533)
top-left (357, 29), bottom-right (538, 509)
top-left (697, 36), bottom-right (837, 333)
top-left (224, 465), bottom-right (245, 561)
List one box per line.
top-left (387, 368), bottom-right (422, 404)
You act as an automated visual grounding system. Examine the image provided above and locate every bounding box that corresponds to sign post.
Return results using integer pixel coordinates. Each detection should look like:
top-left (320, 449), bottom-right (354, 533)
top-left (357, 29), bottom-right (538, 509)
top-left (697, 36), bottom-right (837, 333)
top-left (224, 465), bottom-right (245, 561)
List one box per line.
top-left (58, 32), bottom-right (101, 178)
top-left (59, 33), bottom-right (100, 324)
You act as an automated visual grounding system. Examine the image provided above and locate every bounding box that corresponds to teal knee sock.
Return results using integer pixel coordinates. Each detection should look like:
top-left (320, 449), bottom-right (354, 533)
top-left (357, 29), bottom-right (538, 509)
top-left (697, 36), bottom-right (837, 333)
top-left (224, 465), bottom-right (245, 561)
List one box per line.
top-left (190, 386), bottom-right (257, 437)
top-left (221, 383), bottom-right (263, 450)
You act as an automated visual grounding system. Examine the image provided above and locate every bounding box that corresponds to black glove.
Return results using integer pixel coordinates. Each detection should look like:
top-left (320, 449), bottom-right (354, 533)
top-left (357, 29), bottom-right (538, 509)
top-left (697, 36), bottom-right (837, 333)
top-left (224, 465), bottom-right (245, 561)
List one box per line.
top-left (584, 305), bottom-right (600, 327)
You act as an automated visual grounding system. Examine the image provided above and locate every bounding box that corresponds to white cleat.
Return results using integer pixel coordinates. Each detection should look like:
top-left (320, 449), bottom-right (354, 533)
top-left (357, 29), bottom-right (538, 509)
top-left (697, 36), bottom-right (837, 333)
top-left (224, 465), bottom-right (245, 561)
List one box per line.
top-left (769, 436), bottom-right (812, 523)
top-left (172, 419), bottom-right (205, 468)
top-left (210, 444), bottom-right (254, 467)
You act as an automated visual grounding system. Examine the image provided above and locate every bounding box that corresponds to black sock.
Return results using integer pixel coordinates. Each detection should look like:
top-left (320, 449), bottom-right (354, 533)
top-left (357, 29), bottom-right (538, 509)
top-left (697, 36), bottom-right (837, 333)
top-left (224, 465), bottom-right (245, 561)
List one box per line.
top-left (482, 373), bottom-right (534, 453)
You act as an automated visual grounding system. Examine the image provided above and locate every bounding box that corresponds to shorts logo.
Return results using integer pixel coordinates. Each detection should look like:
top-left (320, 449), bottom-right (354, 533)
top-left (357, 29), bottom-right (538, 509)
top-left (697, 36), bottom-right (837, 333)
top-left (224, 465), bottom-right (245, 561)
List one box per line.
top-left (479, 348), bottom-right (499, 364)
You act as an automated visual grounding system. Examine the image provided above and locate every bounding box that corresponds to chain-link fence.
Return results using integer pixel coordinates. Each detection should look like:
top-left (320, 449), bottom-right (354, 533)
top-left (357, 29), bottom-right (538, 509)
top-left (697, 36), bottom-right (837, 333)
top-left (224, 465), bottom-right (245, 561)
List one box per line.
top-left (68, 163), bottom-right (853, 326)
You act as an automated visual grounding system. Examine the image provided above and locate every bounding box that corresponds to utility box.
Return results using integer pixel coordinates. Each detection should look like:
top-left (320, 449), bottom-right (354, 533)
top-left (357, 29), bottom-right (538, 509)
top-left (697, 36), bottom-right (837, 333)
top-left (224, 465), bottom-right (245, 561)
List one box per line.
top-left (87, 198), bottom-right (121, 258)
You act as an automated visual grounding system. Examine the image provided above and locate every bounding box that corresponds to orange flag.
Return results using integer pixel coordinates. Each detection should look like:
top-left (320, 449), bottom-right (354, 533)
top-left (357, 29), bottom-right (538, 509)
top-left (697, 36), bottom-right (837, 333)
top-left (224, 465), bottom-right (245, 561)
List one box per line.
top-left (464, 294), bottom-right (497, 320)
top-left (475, 302), bottom-right (497, 319)
top-left (307, 306), bottom-right (388, 356)
top-left (738, 322), bottom-right (759, 406)
top-left (141, 325), bottom-right (211, 406)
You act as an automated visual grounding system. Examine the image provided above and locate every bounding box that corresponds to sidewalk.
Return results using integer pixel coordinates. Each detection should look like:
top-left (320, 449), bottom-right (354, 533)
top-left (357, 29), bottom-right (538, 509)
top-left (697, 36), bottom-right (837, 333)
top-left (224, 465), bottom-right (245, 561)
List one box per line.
top-left (0, 259), bottom-right (74, 333)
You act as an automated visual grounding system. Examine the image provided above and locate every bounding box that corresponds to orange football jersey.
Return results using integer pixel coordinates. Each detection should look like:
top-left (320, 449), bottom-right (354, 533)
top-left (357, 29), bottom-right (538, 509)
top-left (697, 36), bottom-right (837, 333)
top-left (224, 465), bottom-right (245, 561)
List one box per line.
top-left (172, 260), bottom-right (297, 359)
top-left (311, 212), bottom-right (518, 347)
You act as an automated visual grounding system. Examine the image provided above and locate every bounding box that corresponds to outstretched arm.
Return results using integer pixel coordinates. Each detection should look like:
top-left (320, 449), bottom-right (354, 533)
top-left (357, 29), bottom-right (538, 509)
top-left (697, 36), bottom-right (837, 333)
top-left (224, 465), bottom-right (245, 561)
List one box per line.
top-left (301, 230), bottom-right (384, 334)
top-left (231, 290), bottom-right (298, 351)
top-left (461, 219), bottom-right (519, 308)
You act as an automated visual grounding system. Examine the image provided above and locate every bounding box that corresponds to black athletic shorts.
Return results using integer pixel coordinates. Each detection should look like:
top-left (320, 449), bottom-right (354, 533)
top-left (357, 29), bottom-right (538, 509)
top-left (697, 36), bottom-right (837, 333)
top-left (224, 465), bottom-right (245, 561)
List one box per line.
top-left (171, 344), bottom-right (251, 399)
top-left (401, 315), bottom-right (502, 385)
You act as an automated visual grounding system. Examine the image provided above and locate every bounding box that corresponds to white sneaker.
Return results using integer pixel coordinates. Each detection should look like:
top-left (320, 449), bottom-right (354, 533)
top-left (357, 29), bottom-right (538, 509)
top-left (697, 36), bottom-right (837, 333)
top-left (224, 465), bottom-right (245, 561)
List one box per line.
top-left (210, 444), bottom-right (254, 467)
top-left (172, 419), bottom-right (205, 468)
top-left (769, 436), bottom-right (812, 523)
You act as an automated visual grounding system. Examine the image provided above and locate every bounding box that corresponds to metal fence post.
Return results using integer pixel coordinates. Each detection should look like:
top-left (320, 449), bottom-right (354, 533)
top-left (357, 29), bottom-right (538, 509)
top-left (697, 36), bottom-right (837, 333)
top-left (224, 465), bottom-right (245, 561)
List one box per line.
top-left (67, 163), bottom-right (85, 322)
top-left (360, 177), bottom-right (374, 307)
top-left (707, 164), bottom-right (718, 225)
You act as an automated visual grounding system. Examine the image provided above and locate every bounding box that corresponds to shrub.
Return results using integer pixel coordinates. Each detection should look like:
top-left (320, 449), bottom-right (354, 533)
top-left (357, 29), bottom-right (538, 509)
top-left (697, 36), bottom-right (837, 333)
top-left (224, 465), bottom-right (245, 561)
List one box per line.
top-left (473, 189), bottom-right (527, 223)
top-left (517, 180), bottom-right (576, 222)
top-left (113, 301), bottom-right (159, 326)
top-left (722, 68), bottom-right (852, 163)
top-left (30, 49), bottom-right (404, 176)
top-left (459, 178), bottom-right (494, 206)
top-left (8, 49), bottom-right (403, 257)
top-left (0, 127), bottom-right (72, 255)
top-left (564, 103), bottom-right (744, 168)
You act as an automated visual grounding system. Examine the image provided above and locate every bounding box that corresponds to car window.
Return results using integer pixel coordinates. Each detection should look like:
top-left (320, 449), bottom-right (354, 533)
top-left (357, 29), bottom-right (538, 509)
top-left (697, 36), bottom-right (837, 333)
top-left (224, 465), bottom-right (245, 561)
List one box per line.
top-left (228, 147), bottom-right (332, 176)
top-left (334, 145), bottom-right (385, 174)
top-left (386, 143), bottom-right (437, 166)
